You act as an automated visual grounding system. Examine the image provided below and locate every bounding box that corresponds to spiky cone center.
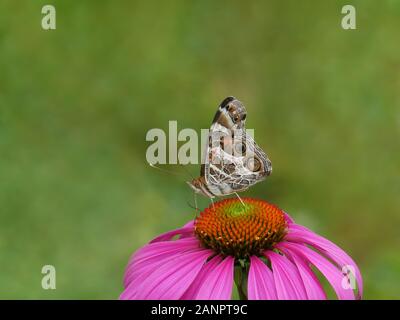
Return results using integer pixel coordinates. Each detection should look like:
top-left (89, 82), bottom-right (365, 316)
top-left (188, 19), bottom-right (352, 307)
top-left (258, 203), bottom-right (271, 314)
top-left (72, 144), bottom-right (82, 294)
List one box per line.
top-left (194, 198), bottom-right (287, 259)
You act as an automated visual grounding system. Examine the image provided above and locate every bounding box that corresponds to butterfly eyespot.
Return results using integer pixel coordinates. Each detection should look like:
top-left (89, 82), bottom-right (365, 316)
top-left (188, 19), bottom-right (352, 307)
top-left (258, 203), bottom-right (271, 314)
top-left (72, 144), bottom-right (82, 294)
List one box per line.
top-left (234, 142), bottom-right (246, 156)
top-left (245, 157), bottom-right (261, 172)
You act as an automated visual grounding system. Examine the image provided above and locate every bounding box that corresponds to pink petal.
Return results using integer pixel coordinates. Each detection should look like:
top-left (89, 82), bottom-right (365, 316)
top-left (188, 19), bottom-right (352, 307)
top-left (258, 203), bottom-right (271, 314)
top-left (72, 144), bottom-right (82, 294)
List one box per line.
top-left (286, 224), bottom-right (363, 298)
top-left (121, 248), bottom-right (212, 300)
top-left (150, 221), bottom-right (195, 243)
top-left (181, 255), bottom-right (222, 299)
top-left (278, 243), bottom-right (327, 300)
top-left (123, 237), bottom-right (200, 287)
top-left (183, 220), bottom-right (195, 228)
top-left (182, 255), bottom-right (234, 300)
top-left (132, 237), bottom-right (199, 263)
top-left (248, 256), bottom-right (277, 300)
top-left (264, 251), bottom-right (308, 300)
top-left (278, 242), bottom-right (355, 300)
top-left (283, 211), bottom-right (295, 224)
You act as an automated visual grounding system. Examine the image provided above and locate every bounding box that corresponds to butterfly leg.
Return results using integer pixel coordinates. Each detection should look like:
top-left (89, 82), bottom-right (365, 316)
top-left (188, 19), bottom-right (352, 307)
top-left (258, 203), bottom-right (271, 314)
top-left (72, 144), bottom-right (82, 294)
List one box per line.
top-left (234, 192), bottom-right (246, 208)
top-left (194, 192), bottom-right (199, 212)
top-left (210, 197), bottom-right (215, 210)
top-left (188, 194), bottom-right (200, 219)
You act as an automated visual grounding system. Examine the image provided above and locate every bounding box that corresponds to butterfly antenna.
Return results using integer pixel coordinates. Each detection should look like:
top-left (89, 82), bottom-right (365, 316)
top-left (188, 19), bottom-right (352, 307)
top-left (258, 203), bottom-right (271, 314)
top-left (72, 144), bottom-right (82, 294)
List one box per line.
top-left (148, 162), bottom-right (187, 177)
top-left (179, 163), bottom-right (196, 181)
top-left (194, 192), bottom-right (198, 212)
top-left (187, 192), bottom-right (200, 220)
top-left (149, 163), bottom-right (197, 185)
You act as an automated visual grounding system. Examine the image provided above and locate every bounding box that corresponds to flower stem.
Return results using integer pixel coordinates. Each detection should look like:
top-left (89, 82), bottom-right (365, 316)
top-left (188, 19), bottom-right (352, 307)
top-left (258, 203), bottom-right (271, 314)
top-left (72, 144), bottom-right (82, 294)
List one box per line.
top-left (234, 262), bottom-right (248, 300)
top-left (237, 281), bottom-right (248, 300)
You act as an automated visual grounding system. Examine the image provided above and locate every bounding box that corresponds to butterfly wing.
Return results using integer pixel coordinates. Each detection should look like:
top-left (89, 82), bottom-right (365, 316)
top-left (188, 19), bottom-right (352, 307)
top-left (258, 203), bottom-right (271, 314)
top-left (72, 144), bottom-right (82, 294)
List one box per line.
top-left (201, 97), bottom-right (243, 195)
top-left (206, 130), bottom-right (272, 195)
top-left (202, 97), bottom-right (271, 197)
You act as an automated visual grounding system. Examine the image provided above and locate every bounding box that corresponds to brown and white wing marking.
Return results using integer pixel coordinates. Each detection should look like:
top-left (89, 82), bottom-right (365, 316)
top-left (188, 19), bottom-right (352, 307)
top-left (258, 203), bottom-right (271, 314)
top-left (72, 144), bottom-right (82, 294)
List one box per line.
top-left (191, 96), bottom-right (272, 198)
top-left (206, 130), bottom-right (272, 196)
top-left (202, 97), bottom-right (247, 187)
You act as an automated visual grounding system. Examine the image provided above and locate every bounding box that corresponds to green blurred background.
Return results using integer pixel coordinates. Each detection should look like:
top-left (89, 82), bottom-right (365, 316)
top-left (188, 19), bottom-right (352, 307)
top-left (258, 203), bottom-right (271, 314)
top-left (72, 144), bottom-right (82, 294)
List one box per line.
top-left (0, 0), bottom-right (399, 299)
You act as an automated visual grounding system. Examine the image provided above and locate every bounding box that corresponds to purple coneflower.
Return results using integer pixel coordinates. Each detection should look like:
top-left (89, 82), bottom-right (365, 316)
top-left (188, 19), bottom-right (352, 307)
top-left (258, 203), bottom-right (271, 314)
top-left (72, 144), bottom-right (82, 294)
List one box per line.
top-left (120, 198), bottom-right (362, 300)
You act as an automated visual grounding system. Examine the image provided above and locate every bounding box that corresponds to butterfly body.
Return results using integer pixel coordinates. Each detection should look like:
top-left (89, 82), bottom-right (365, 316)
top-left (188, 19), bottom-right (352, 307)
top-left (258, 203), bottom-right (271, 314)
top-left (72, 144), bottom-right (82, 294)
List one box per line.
top-left (188, 97), bottom-right (272, 198)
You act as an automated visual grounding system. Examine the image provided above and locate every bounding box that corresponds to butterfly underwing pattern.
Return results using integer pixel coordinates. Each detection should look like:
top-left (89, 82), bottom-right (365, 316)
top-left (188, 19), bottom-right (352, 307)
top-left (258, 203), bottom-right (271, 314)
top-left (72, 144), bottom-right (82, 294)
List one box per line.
top-left (188, 96), bottom-right (272, 198)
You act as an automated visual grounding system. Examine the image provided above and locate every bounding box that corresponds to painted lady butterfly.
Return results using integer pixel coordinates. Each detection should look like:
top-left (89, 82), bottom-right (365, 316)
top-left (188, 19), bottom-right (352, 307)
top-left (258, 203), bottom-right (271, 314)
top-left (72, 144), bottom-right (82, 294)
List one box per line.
top-left (188, 97), bottom-right (272, 199)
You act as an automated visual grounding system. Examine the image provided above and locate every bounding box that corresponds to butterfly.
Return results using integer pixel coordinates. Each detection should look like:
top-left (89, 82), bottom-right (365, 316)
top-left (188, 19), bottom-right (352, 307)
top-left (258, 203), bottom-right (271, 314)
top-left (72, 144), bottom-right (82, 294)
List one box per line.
top-left (188, 96), bottom-right (272, 199)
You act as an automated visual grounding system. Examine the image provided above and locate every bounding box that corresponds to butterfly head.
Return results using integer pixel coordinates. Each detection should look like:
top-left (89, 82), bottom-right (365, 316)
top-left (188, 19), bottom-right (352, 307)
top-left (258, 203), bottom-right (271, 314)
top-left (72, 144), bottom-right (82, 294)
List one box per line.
top-left (216, 96), bottom-right (247, 130)
top-left (187, 177), bottom-right (214, 198)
